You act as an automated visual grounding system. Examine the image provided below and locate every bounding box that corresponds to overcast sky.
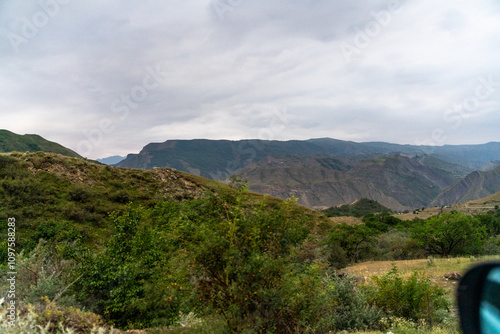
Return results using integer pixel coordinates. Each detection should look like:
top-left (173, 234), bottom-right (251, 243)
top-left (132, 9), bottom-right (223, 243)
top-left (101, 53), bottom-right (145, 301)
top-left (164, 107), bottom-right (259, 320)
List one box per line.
top-left (1, 0), bottom-right (500, 158)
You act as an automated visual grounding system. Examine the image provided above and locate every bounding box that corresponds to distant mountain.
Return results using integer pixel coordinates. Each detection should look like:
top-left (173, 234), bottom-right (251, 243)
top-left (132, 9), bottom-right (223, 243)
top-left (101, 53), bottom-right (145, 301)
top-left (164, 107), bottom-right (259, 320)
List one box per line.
top-left (97, 155), bottom-right (125, 165)
top-left (235, 154), bottom-right (460, 211)
top-left (115, 138), bottom-right (401, 179)
top-left (115, 138), bottom-right (500, 210)
top-left (117, 138), bottom-right (500, 177)
top-left (0, 129), bottom-right (80, 158)
top-left (431, 165), bottom-right (500, 207)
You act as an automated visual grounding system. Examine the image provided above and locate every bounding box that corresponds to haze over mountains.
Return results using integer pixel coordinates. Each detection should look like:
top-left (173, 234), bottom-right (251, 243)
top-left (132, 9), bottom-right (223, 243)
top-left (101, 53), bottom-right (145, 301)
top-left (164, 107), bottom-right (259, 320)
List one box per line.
top-left (114, 138), bottom-right (500, 211)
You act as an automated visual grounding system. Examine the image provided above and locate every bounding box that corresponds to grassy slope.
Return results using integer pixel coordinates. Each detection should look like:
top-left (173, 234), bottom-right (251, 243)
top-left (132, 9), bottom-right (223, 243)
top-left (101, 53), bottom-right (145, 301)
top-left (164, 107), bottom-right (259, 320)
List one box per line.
top-left (0, 151), bottom-right (330, 250)
top-left (0, 129), bottom-right (81, 158)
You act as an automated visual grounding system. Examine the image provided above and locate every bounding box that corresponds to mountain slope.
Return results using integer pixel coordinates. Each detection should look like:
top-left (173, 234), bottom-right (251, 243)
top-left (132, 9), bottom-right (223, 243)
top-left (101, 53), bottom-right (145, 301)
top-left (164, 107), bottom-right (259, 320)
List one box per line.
top-left (431, 165), bottom-right (500, 206)
top-left (115, 138), bottom-right (500, 210)
top-left (235, 154), bottom-right (458, 211)
top-left (0, 129), bottom-right (80, 158)
top-left (0, 151), bottom-right (328, 249)
top-left (115, 138), bottom-right (393, 179)
top-left (116, 138), bottom-right (497, 178)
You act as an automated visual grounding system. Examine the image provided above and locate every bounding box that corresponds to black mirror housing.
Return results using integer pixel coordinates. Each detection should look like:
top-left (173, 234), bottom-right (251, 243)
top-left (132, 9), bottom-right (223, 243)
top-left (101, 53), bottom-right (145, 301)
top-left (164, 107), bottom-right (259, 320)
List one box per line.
top-left (458, 262), bottom-right (500, 334)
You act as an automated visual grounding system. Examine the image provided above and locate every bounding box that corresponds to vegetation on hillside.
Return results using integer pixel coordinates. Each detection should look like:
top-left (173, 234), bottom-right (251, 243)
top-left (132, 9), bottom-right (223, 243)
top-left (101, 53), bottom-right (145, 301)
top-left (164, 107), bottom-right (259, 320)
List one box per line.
top-left (322, 198), bottom-right (392, 217)
top-left (2, 152), bottom-right (499, 333)
top-left (0, 130), bottom-right (80, 158)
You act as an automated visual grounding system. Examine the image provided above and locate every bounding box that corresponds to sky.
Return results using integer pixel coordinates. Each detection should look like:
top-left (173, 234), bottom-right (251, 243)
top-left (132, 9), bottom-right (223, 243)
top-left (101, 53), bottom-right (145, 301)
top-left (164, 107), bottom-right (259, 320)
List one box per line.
top-left (1, 0), bottom-right (500, 159)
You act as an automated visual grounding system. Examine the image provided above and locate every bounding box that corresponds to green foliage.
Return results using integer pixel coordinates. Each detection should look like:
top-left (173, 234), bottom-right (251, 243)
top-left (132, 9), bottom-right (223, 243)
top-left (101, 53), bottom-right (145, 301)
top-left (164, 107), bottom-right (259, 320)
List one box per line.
top-left (476, 212), bottom-right (500, 236)
top-left (326, 223), bottom-right (376, 267)
top-left (483, 234), bottom-right (500, 255)
top-left (363, 212), bottom-right (403, 233)
top-left (376, 231), bottom-right (425, 261)
top-left (366, 266), bottom-right (449, 326)
top-left (1, 151), bottom-right (485, 333)
top-left (179, 193), bottom-right (311, 333)
top-left (382, 316), bottom-right (459, 334)
top-left (228, 174), bottom-right (248, 191)
top-left (74, 205), bottom-right (188, 329)
top-left (411, 212), bottom-right (486, 256)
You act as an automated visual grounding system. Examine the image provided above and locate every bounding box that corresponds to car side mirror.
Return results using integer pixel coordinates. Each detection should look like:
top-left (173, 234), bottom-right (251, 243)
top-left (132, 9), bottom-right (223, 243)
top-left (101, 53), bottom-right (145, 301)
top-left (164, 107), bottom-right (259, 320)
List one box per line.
top-left (458, 262), bottom-right (500, 334)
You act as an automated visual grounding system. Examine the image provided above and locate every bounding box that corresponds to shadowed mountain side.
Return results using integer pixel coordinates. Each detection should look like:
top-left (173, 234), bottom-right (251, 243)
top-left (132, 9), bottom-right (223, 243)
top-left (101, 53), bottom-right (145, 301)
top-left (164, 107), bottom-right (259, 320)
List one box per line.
top-left (235, 154), bottom-right (459, 211)
top-left (431, 165), bottom-right (500, 206)
top-left (115, 138), bottom-right (500, 179)
top-left (115, 138), bottom-right (399, 179)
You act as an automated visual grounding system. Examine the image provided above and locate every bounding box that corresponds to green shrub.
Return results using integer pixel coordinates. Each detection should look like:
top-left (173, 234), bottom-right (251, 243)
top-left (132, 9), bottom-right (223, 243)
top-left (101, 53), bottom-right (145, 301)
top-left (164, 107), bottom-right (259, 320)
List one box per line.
top-left (483, 234), bottom-right (500, 255)
top-left (376, 231), bottom-right (425, 261)
top-left (74, 205), bottom-right (191, 329)
top-left (366, 266), bottom-right (449, 326)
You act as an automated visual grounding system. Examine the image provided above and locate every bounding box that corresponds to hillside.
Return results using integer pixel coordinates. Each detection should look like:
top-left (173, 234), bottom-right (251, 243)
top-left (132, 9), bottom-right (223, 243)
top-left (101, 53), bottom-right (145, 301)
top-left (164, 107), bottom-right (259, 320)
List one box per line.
top-left (235, 154), bottom-right (459, 211)
top-left (398, 190), bottom-right (500, 220)
top-left (0, 151), bottom-right (328, 250)
top-left (0, 129), bottom-right (80, 157)
top-left (322, 198), bottom-right (393, 217)
top-left (1, 151), bottom-right (496, 333)
top-left (431, 165), bottom-right (500, 207)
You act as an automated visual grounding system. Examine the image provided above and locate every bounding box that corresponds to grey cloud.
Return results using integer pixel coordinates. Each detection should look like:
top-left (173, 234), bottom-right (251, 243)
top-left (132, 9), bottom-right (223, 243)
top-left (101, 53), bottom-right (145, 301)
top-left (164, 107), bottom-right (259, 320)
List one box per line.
top-left (0, 0), bottom-right (499, 158)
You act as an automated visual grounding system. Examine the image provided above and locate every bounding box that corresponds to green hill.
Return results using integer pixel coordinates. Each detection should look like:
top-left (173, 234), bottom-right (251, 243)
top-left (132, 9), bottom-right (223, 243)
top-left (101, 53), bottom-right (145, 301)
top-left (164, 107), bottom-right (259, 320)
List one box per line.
top-left (322, 198), bottom-right (393, 217)
top-left (0, 151), bottom-right (328, 251)
top-left (0, 129), bottom-right (80, 157)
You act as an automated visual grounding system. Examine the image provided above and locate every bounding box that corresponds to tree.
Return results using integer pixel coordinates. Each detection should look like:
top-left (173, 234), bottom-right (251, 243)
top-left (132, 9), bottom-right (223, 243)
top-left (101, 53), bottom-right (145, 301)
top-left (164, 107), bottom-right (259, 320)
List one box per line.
top-left (411, 212), bottom-right (486, 256)
top-left (327, 223), bottom-right (376, 264)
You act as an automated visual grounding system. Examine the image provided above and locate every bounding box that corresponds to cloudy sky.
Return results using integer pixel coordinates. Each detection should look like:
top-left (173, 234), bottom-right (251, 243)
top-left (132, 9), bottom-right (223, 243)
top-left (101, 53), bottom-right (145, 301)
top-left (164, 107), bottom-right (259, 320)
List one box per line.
top-left (1, 0), bottom-right (500, 159)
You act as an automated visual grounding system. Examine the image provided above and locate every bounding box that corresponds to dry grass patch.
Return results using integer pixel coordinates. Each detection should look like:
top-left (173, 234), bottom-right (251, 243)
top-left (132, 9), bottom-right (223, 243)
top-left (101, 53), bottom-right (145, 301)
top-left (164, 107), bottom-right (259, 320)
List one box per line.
top-left (345, 255), bottom-right (500, 290)
top-left (329, 216), bottom-right (364, 225)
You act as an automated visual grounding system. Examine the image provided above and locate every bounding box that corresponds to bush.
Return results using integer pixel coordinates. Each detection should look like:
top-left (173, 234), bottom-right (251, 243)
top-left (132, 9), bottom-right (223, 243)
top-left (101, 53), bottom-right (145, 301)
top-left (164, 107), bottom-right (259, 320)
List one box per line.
top-left (366, 266), bottom-right (449, 326)
top-left (376, 231), bottom-right (425, 261)
top-left (483, 235), bottom-right (500, 255)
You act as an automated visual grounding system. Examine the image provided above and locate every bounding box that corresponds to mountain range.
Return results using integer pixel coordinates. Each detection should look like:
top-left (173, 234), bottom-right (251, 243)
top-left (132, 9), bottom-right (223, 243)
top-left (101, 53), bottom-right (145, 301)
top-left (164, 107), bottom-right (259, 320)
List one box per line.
top-left (3, 129), bottom-right (500, 211)
top-left (115, 138), bottom-right (500, 210)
